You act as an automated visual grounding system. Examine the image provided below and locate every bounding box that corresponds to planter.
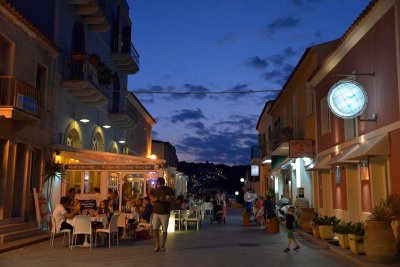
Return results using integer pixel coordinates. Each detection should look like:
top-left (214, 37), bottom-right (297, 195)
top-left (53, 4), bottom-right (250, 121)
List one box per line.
top-left (318, 225), bottom-right (334, 240)
top-left (364, 220), bottom-right (398, 263)
top-left (337, 233), bottom-right (350, 249)
top-left (243, 216), bottom-right (250, 225)
top-left (267, 220), bottom-right (279, 233)
top-left (349, 234), bottom-right (364, 255)
top-left (72, 53), bottom-right (85, 60)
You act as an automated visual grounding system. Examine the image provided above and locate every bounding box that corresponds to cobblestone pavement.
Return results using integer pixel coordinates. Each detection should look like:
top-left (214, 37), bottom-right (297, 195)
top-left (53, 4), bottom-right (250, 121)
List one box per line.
top-left (0, 208), bottom-right (358, 267)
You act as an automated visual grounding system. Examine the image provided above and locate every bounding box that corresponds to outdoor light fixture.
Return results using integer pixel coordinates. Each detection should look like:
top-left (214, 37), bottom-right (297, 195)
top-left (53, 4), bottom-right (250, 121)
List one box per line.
top-left (118, 139), bottom-right (126, 144)
top-left (240, 178), bottom-right (245, 183)
top-left (147, 154), bottom-right (157, 159)
top-left (102, 122), bottom-right (111, 129)
top-left (235, 191), bottom-right (239, 196)
top-left (80, 112), bottom-right (90, 123)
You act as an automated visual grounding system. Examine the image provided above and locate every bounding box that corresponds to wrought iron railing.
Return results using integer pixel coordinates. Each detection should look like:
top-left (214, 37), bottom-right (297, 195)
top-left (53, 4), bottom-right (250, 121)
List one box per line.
top-left (121, 42), bottom-right (140, 66)
top-left (0, 76), bottom-right (40, 118)
top-left (270, 118), bottom-right (305, 151)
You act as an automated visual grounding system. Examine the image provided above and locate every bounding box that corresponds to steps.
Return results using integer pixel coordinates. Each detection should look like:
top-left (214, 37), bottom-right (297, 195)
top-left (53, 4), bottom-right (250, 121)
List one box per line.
top-left (0, 233), bottom-right (50, 253)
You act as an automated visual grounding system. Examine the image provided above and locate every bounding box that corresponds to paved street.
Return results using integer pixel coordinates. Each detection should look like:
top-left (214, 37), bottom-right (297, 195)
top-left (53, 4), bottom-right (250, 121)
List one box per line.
top-left (0, 208), bottom-right (356, 267)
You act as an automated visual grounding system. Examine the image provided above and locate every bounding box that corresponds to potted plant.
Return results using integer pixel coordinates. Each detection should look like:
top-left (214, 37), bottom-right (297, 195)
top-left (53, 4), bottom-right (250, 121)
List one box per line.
top-left (333, 222), bottom-right (352, 249)
top-left (364, 195), bottom-right (399, 263)
top-left (43, 160), bottom-right (64, 213)
top-left (266, 215), bottom-right (280, 234)
top-left (313, 215), bottom-right (340, 240)
top-left (348, 222), bottom-right (365, 255)
top-left (242, 211), bottom-right (251, 226)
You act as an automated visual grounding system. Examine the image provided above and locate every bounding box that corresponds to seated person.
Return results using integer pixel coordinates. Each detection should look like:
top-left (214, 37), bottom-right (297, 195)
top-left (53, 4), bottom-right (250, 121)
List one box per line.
top-left (140, 197), bottom-right (153, 223)
top-left (97, 200), bottom-right (111, 221)
top-left (53, 196), bottom-right (80, 231)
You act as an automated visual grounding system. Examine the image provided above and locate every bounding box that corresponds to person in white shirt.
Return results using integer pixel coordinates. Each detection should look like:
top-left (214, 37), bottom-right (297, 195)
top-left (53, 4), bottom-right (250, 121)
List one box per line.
top-left (53, 196), bottom-right (80, 231)
top-left (244, 188), bottom-right (254, 212)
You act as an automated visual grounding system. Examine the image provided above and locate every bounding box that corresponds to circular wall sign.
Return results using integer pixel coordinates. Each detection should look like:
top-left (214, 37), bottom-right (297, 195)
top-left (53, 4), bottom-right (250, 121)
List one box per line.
top-left (327, 79), bottom-right (368, 119)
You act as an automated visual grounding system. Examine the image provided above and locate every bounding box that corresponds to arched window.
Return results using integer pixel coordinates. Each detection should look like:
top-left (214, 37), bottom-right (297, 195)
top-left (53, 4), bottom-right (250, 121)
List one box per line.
top-left (64, 121), bottom-right (82, 149)
top-left (110, 141), bottom-right (119, 153)
top-left (91, 127), bottom-right (105, 151)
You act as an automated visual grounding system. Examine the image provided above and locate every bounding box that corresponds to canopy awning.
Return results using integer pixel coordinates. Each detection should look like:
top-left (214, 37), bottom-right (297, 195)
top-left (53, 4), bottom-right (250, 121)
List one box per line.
top-left (306, 154), bottom-right (331, 171)
top-left (326, 144), bottom-right (359, 166)
top-left (52, 144), bottom-right (165, 171)
top-left (347, 133), bottom-right (390, 160)
top-left (271, 156), bottom-right (293, 172)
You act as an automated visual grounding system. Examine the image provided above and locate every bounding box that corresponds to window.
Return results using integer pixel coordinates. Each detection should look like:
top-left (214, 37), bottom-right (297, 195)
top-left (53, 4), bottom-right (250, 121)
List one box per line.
top-left (320, 98), bottom-right (331, 135)
top-left (0, 35), bottom-right (11, 76)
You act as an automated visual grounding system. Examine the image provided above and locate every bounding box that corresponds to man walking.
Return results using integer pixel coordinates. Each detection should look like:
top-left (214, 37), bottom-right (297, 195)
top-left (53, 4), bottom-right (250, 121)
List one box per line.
top-left (151, 177), bottom-right (174, 252)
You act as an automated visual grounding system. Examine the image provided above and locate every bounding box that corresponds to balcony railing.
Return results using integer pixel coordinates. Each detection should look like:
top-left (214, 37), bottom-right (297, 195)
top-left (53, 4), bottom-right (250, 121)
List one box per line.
top-left (62, 54), bottom-right (111, 106)
top-left (270, 118), bottom-right (305, 151)
top-left (68, 0), bottom-right (112, 32)
top-left (0, 76), bottom-right (40, 118)
top-left (112, 42), bottom-right (140, 74)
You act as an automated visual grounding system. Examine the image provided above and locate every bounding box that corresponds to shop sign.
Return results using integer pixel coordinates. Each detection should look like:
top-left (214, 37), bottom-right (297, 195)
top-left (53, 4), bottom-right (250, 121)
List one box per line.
top-left (64, 164), bottom-right (155, 171)
top-left (289, 139), bottom-right (313, 158)
top-left (17, 93), bottom-right (37, 114)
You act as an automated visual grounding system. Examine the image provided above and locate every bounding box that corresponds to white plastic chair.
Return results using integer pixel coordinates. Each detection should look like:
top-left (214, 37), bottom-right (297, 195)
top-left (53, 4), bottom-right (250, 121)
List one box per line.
top-left (137, 214), bottom-right (153, 236)
top-left (203, 202), bottom-right (214, 217)
top-left (117, 213), bottom-right (128, 237)
top-left (49, 215), bottom-right (71, 249)
top-left (96, 214), bottom-right (120, 248)
top-left (173, 210), bottom-right (181, 230)
top-left (71, 215), bottom-right (92, 250)
top-left (184, 207), bottom-right (201, 231)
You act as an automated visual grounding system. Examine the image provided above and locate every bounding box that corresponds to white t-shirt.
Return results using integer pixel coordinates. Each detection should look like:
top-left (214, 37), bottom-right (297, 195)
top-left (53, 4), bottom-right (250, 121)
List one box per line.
top-left (244, 192), bottom-right (253, 202)
top-left (53, 204), bottom-right (67, 231)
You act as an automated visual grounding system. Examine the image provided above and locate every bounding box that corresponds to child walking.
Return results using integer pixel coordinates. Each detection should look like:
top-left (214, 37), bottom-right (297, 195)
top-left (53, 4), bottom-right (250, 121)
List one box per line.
top-left (284, 206), bottom-right (300, 252)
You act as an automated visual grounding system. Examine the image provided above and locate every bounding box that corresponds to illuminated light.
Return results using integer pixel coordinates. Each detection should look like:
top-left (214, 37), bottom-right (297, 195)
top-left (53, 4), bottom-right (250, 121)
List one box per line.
top-left (147, 154), bottom-right (157, 159)
top-left (274, 177), bottom-right (278, 193)
top-left (118, 139), bottom-right (125, 144)
top-left (102, 123), bottom-right (111, 129)
top-left (251, 165), bottom-right (259, 176)
top-left (262, 158), bottom-right (272, 164)
top-left (327, 79), bottom-right (368, 119)
top-left (55, 155), bottom-right (61, 163)
top-left (151, 181), bottom-right (155, 185)
top-left (235, 191), bottom-right (239, 196)
top-left (240, 178), bottom-right (245, 183)
top-left (80, 113), bottom-right (90, 123)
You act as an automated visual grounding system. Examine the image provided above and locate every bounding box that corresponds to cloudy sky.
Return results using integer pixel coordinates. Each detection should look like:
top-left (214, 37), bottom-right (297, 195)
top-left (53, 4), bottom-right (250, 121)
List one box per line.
top-left (127, 0), bottom-right (370, 165)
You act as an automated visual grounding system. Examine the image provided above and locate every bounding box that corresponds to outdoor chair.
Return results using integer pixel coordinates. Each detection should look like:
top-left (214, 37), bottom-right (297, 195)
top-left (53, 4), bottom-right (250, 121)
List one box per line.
top-left (184, 207), bottom-right (201, 231)
top-left (96, 213), bottom-right (120, 248)
top-left (49, 215), bottom-right (71, 249)
top-left (71, 215), bottom-right (93, 250)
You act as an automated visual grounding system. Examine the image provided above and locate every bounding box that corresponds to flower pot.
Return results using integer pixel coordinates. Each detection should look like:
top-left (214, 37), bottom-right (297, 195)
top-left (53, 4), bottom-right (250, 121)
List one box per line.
top-left (243, 216), bottom-right (250, 225)
top-left (267, 220), bottom-right (279, 233)
top-left (338, 233), bottom-right (350, 249)
top-left (364, 220), bottom-right (398, 263)
top-left (318, 225), bottom-right (334, 240)
top-left (349, 234), bottom-right (364, 255)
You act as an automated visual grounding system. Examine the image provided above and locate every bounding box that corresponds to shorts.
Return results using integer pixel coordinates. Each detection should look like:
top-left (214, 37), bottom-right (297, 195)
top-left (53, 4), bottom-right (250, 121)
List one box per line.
top-left (152, 213), bottom-right (170, 232)
top-left (287, 229), bottom-right (294, 238)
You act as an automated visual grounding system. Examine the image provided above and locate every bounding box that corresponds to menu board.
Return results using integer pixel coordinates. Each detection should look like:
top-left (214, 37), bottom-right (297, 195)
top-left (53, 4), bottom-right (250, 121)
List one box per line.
top-left (76, 194), bottom-right (97, 216)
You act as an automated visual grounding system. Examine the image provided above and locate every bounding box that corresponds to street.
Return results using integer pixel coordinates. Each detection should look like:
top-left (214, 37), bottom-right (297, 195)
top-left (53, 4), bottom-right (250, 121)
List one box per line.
top-left (0, 208), bottom-right (357, 267)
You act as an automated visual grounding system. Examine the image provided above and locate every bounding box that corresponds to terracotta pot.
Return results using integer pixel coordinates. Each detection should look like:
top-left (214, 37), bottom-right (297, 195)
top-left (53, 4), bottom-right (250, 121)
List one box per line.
top-left (243, 216), bottom-right (250, 225)
top-left (312, 226), bottom-right (320, 238)
top-left (364, 220), bottom-right (398, 263)
top-left (267, 220), bottom-right (279, 233)
top-left (338, 233), bottom-right (350, 249)
top-left (349, 234), bottom-right (364, 255)
top-left (318, 225), bottom-right (334, 240)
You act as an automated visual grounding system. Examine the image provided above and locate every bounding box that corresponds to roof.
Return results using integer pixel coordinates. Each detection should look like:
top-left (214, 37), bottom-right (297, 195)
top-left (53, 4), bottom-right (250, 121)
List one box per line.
top-left (128, 92), bottom-right (156, 125)
top-left (256, 99), bottom-right (275, 130)
top-left (1, 0), bottom-right (59, 53)
top-left (308, 0), bottom-right (378, 82)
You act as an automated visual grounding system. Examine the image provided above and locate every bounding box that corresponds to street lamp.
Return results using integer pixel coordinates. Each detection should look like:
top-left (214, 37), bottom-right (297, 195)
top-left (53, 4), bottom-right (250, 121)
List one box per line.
top-left (235, 191), bottom-right (239, 196)
top-left (240, 178), bottom-right (245, 183)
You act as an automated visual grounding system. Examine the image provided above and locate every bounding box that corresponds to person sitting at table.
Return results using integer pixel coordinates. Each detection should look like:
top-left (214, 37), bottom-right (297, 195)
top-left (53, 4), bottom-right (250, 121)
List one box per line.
top-left (53, 196), bottom-right (80, 231)
top-left (140, 197), bottom-right (153, 223)
top-left (97, 200), bottom-right (111, 221)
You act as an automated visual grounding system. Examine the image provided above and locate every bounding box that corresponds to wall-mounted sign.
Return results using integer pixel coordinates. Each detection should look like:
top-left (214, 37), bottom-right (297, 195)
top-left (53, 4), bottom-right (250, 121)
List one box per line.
top-left (327, 79), bottom-right (368, 119)
top-left (289, 139), bottom-right (313, 158)
top-left (17, 93), bottom-right (37, 114)
top-left (251, 165), bottom-right (259, 176)
top-left (64, 164), bottom-right (155, 171)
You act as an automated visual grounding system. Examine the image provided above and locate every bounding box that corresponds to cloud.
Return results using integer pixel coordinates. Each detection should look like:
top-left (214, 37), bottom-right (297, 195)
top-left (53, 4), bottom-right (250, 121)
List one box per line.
top-left (246, 56), bottom-right (268, 69)
top-left (213, 32), bottom-right (241, 45)
top-left (268, 54), bottom-right (285, 66)
top-left (265, 16), bottom-right (301, 35)
top-left (223, 83), bottom-right (252, 101)
top-left (186, 121), bottom-right (207, 135)
top-left (263, 70), bottom-right (282, 81)
top-left (168, 83), bottom-right (211, 100)
top-left (171, 108), bottom-right (206, 123)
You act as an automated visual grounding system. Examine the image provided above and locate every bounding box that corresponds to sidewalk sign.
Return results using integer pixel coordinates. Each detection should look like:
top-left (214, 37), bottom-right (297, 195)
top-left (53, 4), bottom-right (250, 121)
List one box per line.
top-left (33, 188), bottom-right (49, 230)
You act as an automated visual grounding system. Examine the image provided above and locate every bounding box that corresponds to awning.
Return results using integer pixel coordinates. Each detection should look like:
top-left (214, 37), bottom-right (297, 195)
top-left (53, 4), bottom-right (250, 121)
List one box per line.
top-left (347, 133), bottom-right (390, 160)
top-left (306, 154), bottom-right (331, 171)
top-left (326, 144), bottom-right (359, 166)
top-left (52, 144), bottom-right (165, 171)
top-left (271, 156), bottom-right (293, 172)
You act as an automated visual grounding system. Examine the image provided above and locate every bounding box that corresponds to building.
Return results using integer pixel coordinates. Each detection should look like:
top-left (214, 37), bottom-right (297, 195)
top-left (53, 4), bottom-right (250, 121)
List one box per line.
top-left (3, 0), bottom-right (164, 218)
top-left (0, 1), bottom-right (59, 242)
top-left (310, 0), bottom-right (400, 222)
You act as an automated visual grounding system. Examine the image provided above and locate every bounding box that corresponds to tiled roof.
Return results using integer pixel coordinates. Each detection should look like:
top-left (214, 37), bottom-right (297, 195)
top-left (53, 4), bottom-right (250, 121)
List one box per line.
top-left (309, 0), bottom-right (378, 82)
top-left (0, 0), bottom-right (59, 52)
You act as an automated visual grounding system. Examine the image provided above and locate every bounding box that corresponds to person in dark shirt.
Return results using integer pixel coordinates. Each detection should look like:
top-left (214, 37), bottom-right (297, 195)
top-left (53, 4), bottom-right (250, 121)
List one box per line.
top-left (284, 206), bottom-right (300, 252)
top-left (141, 197), bottom-right (153, 223)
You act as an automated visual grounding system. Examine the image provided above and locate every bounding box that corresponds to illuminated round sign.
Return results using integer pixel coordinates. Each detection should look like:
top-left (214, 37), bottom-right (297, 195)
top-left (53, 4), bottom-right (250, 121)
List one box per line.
top-left (327, 80), bottom-right (368, 119)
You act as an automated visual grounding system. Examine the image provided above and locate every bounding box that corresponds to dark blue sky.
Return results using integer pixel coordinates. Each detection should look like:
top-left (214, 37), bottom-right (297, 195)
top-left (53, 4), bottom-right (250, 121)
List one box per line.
top-left (128, 0), bottom-right (370, 165)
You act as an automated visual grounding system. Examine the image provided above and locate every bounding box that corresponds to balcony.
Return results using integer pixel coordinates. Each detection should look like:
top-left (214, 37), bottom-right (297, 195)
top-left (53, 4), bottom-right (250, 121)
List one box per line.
top-left (111, 43), bottom-right (139, 74)
top-left (68, 0), bottom-right (111, 32)
top-left (270, 119), bottom-right (305, 154)
top-left (0, 76), bottom-right (40, 120)
top-left (108, 101), bottom-right (137, 128)
top-left (62, 54), bottom-right (111, 106)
